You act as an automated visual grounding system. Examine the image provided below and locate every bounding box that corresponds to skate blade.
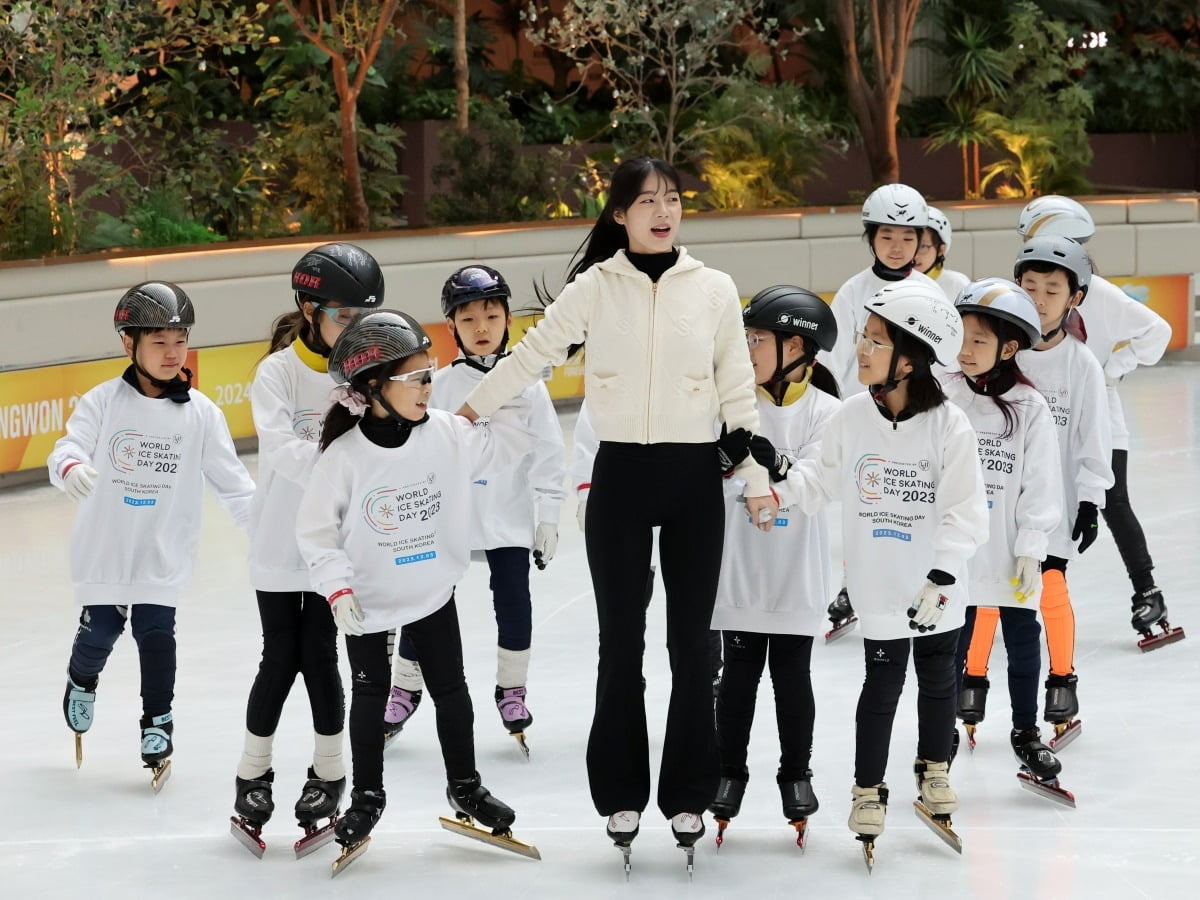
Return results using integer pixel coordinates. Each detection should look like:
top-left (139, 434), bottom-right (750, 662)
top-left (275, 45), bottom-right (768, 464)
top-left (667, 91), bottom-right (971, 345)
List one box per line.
top-left (295, 819), bottom-right (338, 859)
top-left (789, 818), bottom-right (809, 852)
top-left (74, 733), bottom-right (83, 769)
top-left (964, 723), bottom-right (977, 752)
top-left (510, 731), bottom-right (531, 761)
top-left (678, 843), bottom-right (695, 880)
top-left (618, 843), bottom-right (631, 880)
top-left (331, 837), bottom-right (370, 877)
top-left (1138, 624), bottom-right (1185, 652)
top-left (713, 817), bottom-right (729, 849)
top-left (1048, 719), bottom-right (1082, 752)
top-left (438, 815), bottom-right (541, 860)
top-left (1016, 771), bottom-right (1076, 808)
top-left (824, 616), bottom-right (859, 643)
top-left (912, 801), bottom-right (962, 855)
top-left (856, 835), bottom-right (875, 873)
top-left (148, 760), bottom-right (171, 793)
top-left (229, 817), bottom-right (266, 859)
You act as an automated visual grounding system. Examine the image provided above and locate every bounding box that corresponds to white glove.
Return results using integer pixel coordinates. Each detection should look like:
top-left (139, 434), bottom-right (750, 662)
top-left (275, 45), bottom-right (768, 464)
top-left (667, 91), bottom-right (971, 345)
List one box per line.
top-left (63, 463), bottom-right (98, 501)
top-left (576, 488), bottom-right (589, 532)
top-left (1012, 556), bottom-right (1041, 602)
top-left (907, 580), bottom-right (950, 632)
top-left (533, 522), bottom-right (558, 570)
top-left (327, 588), bottom-right (366, 636)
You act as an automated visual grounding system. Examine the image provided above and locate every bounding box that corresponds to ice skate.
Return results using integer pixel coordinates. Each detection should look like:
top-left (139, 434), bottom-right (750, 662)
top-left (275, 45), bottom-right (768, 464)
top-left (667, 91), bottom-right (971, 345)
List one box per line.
top-left (670, 812), bottom-right (705, 878)
top-left (1044, 673), bottom-right (1082, 751)
top-left (1131, 588), bottom-right (1186, 652)
top-left (848, 783), bottom-right (887, 873)
top-left (63, 677), bottom-right (96, 768)
top-left (957, 674), bottom-right (989, 751)
top-left (1011, 728), bottom-right (1076, 808)
top-left (494, 685), bottom-right (533, 760)
top-left (229, 770), bottom-right (274, 858)
top-left (780, 772), bottom-right (819, 851)
top-left (606, 811), bottom-right (639, 878)
top-left (331, 787), bottom-right (385, 877)
top-left (824, 588), bottom-right (858, 642)
top-left (912, 759), bottom-right (961, 854)
top-left (440, 772), bottom-right (539, 859)
top-left (382, 686), bottom-right (422, 746)
top-left (294, 767), bottom-right (346, 859)
top-left (708, 769), bottom-right (747, 848)
top-left (140, 712), bottom-right (173, 792)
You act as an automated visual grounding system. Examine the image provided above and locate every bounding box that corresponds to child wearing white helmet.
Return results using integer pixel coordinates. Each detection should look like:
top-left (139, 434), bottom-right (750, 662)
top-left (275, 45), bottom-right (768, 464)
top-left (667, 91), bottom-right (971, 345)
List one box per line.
top-left (1016, 197), bottom-right (1178, 649)
top-left (822, 183), bottom-right (941, 398)
top-left (915, 206), bottom-right (970, 302)
top-left (944, 278), bottom-right (1074, 807)
top-left (756, 280), bottom-right (988, 867)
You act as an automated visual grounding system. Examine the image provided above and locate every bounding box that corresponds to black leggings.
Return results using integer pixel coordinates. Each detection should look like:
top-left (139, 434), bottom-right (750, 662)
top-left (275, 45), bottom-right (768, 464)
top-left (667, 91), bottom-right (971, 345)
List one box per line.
top-left (855, 628), bottom-right (959, 787)
top-left (585, 441), bottom-right (725, 819)
top-left (1102, 449), bottom-right (1155, 593)
top-left (245, 591), bottom-right (343, 738)
top-left (715, 631), bottom-right (815, 782)
top-left (344, 596), bottom-right (474, 792)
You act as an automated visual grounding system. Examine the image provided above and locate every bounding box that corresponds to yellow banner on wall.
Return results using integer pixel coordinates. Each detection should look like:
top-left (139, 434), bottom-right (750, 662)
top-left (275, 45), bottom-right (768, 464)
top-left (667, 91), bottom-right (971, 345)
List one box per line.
top-left (1106, 274), bottom-right (1191, 351)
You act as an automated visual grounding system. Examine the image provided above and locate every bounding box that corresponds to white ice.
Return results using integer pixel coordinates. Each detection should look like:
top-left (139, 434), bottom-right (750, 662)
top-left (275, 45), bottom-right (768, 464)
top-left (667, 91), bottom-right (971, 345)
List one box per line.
top-left (2, 363), bottom-right (1198, 900)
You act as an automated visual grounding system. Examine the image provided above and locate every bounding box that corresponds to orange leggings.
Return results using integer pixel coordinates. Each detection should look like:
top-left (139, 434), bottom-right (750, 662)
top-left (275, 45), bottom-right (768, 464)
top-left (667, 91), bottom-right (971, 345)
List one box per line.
top-left (963, 569), bottom-right (1075, 678)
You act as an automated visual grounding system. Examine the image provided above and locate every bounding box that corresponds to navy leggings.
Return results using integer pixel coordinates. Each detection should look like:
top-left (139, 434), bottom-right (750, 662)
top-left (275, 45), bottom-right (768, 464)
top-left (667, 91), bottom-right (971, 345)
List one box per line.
top-left (68, 604), bottom-right (176, 718)
top-left (955, 605), bottom-right (1041, 730)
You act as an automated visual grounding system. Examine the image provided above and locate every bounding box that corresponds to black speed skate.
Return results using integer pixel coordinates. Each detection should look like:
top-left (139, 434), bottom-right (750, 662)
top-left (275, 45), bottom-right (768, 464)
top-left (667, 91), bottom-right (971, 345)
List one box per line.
top-left (140, 713), bottom-right (173, 793)
top-left (670, 813), bottom-right (705, 879)
top-left (294, 768), bottom-right (346, 859)
top-left (230, 770), bottom-right (275, 858)
top-left (607, 811), bottom-right (639, 878)
top-left (1012, 728), bottom-right (1075, 808)
top-left (958, 675), bottom-right (989, 750)
top-left (708, 768), bottom-right (747, 848)
top-left (825, 588), bottom-right (858, 642)
top-left (331, 787), bottom-right (385, 876)
top-left (780, 773), bottom-right (819, 850)
top-left (1131, 587), bottom-right (1186, 652)
top-left (440, 772), bottom-right (540, 859)
top-left (1043, 673), bottom-right (1082, 751)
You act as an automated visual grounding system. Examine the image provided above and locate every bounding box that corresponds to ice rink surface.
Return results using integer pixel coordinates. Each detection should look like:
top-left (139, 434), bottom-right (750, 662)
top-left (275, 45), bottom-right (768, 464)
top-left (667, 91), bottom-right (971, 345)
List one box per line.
top-left (2, 363), bottom-right (1198, 900)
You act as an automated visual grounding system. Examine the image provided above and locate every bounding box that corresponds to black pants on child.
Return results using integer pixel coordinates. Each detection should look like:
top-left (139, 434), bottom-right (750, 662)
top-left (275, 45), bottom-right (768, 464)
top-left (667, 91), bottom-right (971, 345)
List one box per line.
top-left (955, 606), bottom-right (1041, 730)
top-left (344, 596), bottom-right (474, 792)
top-left (585, 441), bottom-right (725, 819)
top-left (1102, 449), bottom-right (1155, 593)
top-left (855, 628), bottom-right (959, 787)
top-left (68, 603), bottom-right (176, 718)
top-left (716, 631), bottom-right (815, 782)
top-left (244, 590), bottom-right (343, 738)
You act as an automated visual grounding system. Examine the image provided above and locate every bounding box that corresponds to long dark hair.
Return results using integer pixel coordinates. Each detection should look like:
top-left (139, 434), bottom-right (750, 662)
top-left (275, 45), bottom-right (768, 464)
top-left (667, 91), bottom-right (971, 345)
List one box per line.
top-left (961, 314), bottom-right (1038, 440)
top-left (797, 337), bottom-right (841, 399)
top-left (318, 358), bottom-right (403, 452)
top-left (884, 321), bottom-right (945, 414)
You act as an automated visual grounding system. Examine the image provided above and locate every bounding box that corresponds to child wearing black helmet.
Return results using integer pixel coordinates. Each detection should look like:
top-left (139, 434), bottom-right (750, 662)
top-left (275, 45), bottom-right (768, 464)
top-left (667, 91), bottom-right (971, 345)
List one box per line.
top-left (52, 281), bottom-right (255, 789)
top-left (706, 285), bottom-right (841, 851)
top-left (296, 310), bottom-right (539, 872)
top-left (382, 265), bottom-right (566, 757)
top-left (231, 243), bottom-right (385, 857)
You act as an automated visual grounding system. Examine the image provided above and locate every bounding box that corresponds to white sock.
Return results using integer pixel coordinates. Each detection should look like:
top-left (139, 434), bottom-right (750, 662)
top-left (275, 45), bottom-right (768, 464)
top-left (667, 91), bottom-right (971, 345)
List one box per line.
top-left (237, 730), bottom-right (274, 781)
top-left (496, 646), bottom-right (531, 689)
top-left (312, 731), bottom-right (345, 782)
top-left (392, 654), bottom-right (423, 691)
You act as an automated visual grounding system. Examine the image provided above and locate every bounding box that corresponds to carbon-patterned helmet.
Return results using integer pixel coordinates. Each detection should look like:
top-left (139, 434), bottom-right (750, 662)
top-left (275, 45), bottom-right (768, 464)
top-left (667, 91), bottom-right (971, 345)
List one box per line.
top-left (1017, 195), bottom-right (1095, 242)
top-left (954, 277), bottom-right (1042, 349)
top-left (925, 205), bottom-right (952, 251)
top-left (862, 183), bottom-right (928, 229)
top-left (114, 282), bottom-right (196, 334)
top-left (743, 285), bottom-right (838, 352)
top-left (441, 265), bottom-right (511, 317)
top-left (328, 310), bottom-right (433, 384)
top-left (292, 242), bottom-right (385, 309)
top-left (1014, 235), bottom-right (1092, 298)
top-left (865, 281), bottom-right (963, 365)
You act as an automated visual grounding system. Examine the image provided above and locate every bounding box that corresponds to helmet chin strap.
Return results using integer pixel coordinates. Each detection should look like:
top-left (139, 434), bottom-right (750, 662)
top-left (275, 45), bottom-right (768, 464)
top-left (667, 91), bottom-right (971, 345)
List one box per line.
top-left (131, 333), bottom-right (193, 392)
top-left (869, 351), bottom-right (908, 404)
top-left (1039, 307), bottom-right (1073, 344)
top-left (452, 326), bottom-right (510, 367)
top-left (368, 385), bottom-right (428, 435)
top-left (967, 350), bottom-right (1018, 396)
top-left (766, 335), bottom-right (809, 402)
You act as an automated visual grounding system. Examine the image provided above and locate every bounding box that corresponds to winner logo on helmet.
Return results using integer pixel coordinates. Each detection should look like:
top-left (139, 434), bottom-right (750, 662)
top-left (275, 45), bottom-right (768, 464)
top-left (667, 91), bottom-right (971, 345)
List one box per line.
top-left (917, 323), bottom-right (943, 344)
top-left (776, 313), bottom-right (820, 332)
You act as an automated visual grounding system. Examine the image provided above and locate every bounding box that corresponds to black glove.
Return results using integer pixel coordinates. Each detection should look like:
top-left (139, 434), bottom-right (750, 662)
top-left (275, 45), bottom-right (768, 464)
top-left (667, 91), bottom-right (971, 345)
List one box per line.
top-left (748, 434), bottom-right (791, 483)
top-left (1071, 501), bottom-right (1099, 553)
top-left (716, 424), bottom-right (750, 476)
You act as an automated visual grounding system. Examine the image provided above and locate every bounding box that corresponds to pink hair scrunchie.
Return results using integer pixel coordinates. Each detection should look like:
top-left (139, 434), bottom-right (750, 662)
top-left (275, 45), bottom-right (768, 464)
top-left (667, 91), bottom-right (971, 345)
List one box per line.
top-left (331, 384), bottom-right (368, 416)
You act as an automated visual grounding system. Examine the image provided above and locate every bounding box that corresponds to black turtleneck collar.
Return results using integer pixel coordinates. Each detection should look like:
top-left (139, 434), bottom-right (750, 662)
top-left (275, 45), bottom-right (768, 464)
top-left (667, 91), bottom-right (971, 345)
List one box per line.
top-left (626, 248), bottom-right (680, 283)
top-left (122, 364), bottom-right (193, 404)
top-left (964, 360), bottom-right (1020, 397)
top-left (871, 258), bottom-right (913, 282)
top-left (358, 411), bottom-right (427, 448)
